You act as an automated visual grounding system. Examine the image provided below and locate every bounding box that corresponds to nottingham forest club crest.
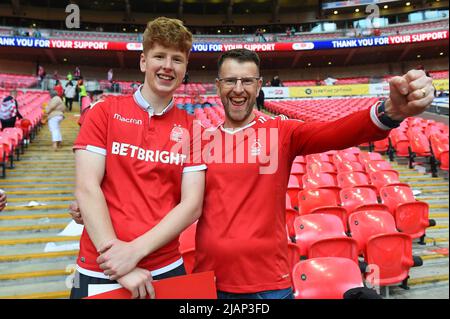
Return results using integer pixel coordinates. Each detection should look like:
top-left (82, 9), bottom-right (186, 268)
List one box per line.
top-left (170, 124), bottom-right (184, 142)
top-left (251, 138), bottom-right (262, 156)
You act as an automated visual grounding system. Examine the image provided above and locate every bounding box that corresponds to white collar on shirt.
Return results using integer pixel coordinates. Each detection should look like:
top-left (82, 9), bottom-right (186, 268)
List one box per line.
top-left (133, 85), bottom-right (174, 116)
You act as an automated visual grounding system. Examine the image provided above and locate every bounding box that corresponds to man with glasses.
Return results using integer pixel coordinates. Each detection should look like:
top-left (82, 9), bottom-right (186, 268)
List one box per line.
top-left (71, 49), bottom-right (435, 299)
top-left (194, 48), bottom-right (434, 299)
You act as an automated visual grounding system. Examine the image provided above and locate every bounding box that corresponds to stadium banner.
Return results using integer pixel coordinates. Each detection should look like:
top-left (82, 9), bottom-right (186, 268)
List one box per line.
top-left (262, 87), bottom-right (290, 99)
top-left (433, 79), bottom-right (449, 91)
top-left (369, 82), bottom-right (390, 96)
top-left (0, 30), bottom-right (447, 52)
top-left (289, 84), bottom-right (370, 97)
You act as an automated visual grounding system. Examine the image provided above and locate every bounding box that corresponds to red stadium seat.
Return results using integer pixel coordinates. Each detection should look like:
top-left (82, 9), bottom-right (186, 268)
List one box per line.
top-left (369, 170), bottom-right (409, 194)
top-left (340, 187), bottom-right (389, 218)
top-left (335, 160), bottom-right (365, 173)
top-left (292, 257), bottom-right (364, 299)
top-left (302, 172), bottom-right (338, 189)
top-left (294, 214), bottom-right (357, 261)
top-left (336, 171), bottom-right (377, 193)
top-left (287, 175), bottom-right (301, 208)
top-left (364, 160), bottom-right (394, 174)
top-left (348, 211), bottom-right (415, 287)
top-left (358, 152), bottom-right (384, 164)
top-left (380, 185), bottom-right (435, 242)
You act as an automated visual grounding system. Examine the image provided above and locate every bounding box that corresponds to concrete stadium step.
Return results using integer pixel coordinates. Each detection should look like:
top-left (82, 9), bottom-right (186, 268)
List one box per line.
top-left (0, 279), bottom-right (71, 298)
top-left (5, 195), bottom-right (75, 202)
top-left (0, 240), bottom-right (78, 256)
top-left (0, 258), bottom-right (77, 275)
top-left (0, 211), bottom-right (71, 219)
top-left (0, 222), bottom-right (69, 232)
top-left (0, 231), bottom-right (79, 242)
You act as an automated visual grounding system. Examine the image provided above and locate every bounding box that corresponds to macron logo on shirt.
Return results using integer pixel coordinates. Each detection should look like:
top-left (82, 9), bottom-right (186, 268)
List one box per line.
top-left (113, 113), bottom-right (143, 125)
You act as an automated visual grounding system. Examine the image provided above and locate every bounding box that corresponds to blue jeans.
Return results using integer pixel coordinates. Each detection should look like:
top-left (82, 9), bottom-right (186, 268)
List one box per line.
top-left (217, 287), bottom-right (294, 299)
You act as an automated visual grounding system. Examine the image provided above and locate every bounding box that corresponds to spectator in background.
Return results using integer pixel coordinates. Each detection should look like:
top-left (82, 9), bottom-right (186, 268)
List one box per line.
top-left (0, 189), bottom-right (6, 211)
top-left (45, 90), bottom-right (65, 151)
top-left (270, 75), bottom-right (283, 87)
top-left (53, 70), bottom-right (59, 81)
top-left (256, 87), bottom-right (265, 111)
top-left (107, 68), bottom-right (114, 83)
top-left (74, 66), bottom-right (81, 80)
top-left (77, 78), bottom-right (87, 111)
top-left (54, 80), bottom-right (63, 97)
top-left (0, 90), bottom-right (22, 128)
top-left (37, 64), bottom-right (46, 89)
top-left (67, 71), bottom-right (73, 81)
top-left (286, 27), bottom-right (292, 37)
top-left (64, 80), bottom-right (76, 111)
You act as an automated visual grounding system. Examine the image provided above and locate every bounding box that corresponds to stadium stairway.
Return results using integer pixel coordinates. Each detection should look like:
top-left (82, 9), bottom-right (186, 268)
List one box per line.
top-left (0, 108), bottom-right (448, 299)
top-left (0, 109), bottom-right (79, 299)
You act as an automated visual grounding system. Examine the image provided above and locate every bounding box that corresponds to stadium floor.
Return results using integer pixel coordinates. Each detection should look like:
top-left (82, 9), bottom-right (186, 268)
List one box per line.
top-left (0, 105), bottom-right (448, 299)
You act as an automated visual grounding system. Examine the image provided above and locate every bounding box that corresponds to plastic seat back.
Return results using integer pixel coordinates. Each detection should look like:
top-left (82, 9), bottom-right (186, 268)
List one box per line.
top-left (337, 171), bottom-right (371, 189)
top-left (293, 257), bottom-right (364, 299)
top-left (294, 214), bottom-right (346, 257)
top-left (302, 172), bottom-right (337, 189)
top-left (297, 188), bottom-right (340, 215)
top-left (358, 152), bottom-right (383, 165)
top-left (365, 160), bottom-right (393, 174)
top-left (366, 233), bottom-right (413, 286)
top-left (340, 187), bottom-right (389, 217)
top-left (348, 210), bottom-right (397, 254)
top-left (369, 170), bottom-right (409, 194)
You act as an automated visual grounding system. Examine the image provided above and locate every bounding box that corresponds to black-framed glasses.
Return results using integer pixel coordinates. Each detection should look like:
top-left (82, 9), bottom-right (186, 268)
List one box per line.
top-left (217, 77), bottom-right (261, 88)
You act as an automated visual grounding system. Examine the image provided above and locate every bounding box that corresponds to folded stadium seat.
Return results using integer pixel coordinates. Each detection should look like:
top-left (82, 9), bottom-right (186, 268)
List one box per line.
top-left (332, 151), bottom-right (359, 166)
top-left (3, 127), bottom-right (24, 154)
top-left (340, 187), bottom-right (390, 222)
top-left (292, 257), bottom-right (364, 299)
top-left (407, 127), bottom-right (436, 175)
top-left (286, 194), bottom-right (299, 240)
top-left (0, 144), bottom-right (6, 177)
top-left (373, 137), bottom-right (390, 153)
top-left (364, 160), bottom-right (395, 175)
top-left (294, 214), bottom-right (358, 262)
top-left (369, 170), bottom-right (410, 194)
top-left (348, 211), bottom-right (418, 291)
top-left (335, 160), bottom-right (365, 173)
top-left (380, 185), bottom-right (436, 244)
top-left (389, 130), bottom-right (410, 157)
top-left (306, 161), bottom-right (337, 177)
top-left (0, 130), bottom-right (20, 161)
top-left (358, 151), bottom-right (384, 165)
top-left (297, 188), bottom-right (348, 231)
top-left (336, 171), bottom-right (377, 193)
top-left (305, 153), bottom-right (332, 163)
top-left (287, 175), bottom-right (301, 209)
top-left (290, 163), bottom-right (305, 187)
top-left (0, 135), bottom-right (14, 168)
top-left (293, 156), bottom-right (306, 165)
top-left (429, 133), bottom-right (449, 171)
top-left (302, 172), bottom-right (339, 190)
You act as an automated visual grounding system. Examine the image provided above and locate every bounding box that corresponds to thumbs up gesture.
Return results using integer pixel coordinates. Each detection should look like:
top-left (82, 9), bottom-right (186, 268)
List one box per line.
top-left (385, 69), bottom-right (435, 121)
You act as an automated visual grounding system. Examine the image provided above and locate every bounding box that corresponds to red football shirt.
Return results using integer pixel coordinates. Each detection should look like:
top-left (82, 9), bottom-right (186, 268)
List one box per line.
top-left (73, 91), bottom-right (205, 277)
top-left (194, 106), bottom-right (390, 293)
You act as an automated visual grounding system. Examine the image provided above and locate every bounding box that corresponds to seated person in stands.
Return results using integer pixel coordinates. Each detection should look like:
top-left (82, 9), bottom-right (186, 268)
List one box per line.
top-left (0, 190), bottom-right (6, 212)
top-left (0, 90), bottom-right (22, 128)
